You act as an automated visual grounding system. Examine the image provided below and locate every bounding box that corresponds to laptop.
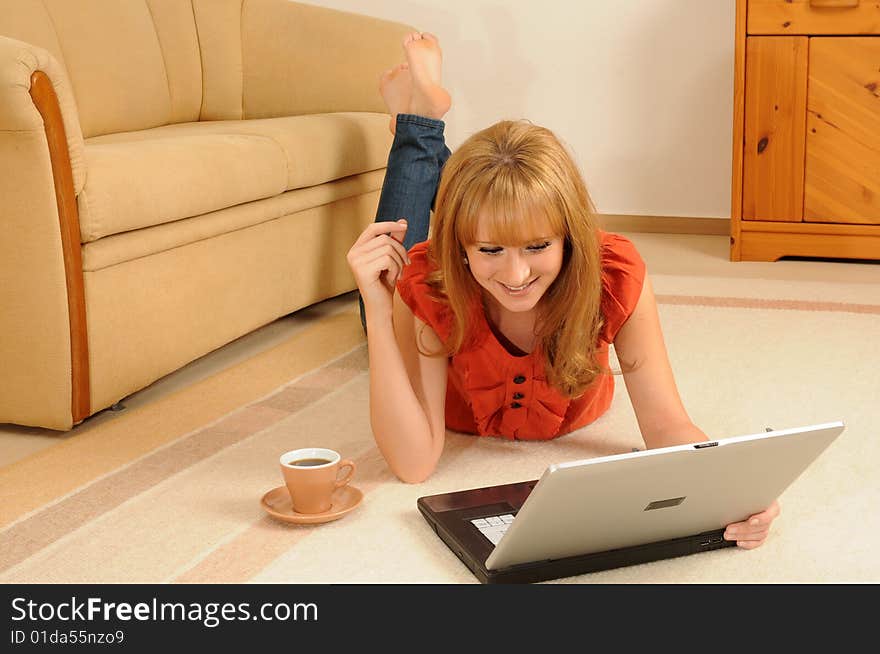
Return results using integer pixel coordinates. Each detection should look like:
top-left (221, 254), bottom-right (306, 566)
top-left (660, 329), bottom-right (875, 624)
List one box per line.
top-left (417, 421), bottom-right (845, 584)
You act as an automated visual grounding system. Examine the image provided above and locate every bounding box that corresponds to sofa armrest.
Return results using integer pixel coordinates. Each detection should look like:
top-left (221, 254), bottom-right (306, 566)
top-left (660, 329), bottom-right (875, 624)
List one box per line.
top-left (242, 0), bottom-right (416, 118)
top-left (0, 36), bottom-right (85, 193)
top-left (0, 35), bottom-right (89, 430)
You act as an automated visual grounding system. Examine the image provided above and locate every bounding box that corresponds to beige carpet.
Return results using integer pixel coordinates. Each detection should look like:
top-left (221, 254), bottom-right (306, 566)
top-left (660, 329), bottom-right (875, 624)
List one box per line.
top-left (1, 269), bottom-right (878, 584)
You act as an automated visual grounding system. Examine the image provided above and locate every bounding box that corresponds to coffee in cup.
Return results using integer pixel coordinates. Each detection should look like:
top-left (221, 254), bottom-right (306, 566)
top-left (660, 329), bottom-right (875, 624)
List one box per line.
top-left (279, 448), bottom-right (355, 514)
top-left (290, 457), bottom-right (332, 467)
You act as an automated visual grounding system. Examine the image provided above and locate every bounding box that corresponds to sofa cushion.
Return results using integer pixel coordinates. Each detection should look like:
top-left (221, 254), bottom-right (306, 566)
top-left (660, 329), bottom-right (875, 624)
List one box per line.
top-left (77, 111), bottom-right (392, 243)
top-left (39, 0), bottom-right (178, 138)
top-left (81, 169), bottom-right (385, 272)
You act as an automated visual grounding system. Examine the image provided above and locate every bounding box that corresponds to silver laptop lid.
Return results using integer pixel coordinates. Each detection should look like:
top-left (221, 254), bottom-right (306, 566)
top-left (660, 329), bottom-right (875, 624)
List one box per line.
top-left (485, 421), bottom-right (845, 570)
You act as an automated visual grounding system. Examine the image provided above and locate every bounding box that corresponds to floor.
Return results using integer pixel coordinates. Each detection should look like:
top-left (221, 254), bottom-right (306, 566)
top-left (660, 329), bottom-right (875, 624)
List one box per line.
top-left (1, 232), bottom-right (877, 468)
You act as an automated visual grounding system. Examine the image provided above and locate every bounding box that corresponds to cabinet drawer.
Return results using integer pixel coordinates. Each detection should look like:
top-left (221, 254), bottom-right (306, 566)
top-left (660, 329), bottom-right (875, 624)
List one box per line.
top-left (748, 0), bottom-right (880, 35)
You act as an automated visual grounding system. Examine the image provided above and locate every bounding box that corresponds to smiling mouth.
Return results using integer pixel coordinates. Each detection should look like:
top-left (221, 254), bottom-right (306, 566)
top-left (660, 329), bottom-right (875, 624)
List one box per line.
top-left (499, 279), bottom-right (536, 294)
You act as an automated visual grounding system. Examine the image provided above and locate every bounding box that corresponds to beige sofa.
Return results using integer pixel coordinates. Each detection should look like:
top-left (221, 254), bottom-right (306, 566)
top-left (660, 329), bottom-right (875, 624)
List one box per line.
top-left (0, 0), bottom-right (411, 431)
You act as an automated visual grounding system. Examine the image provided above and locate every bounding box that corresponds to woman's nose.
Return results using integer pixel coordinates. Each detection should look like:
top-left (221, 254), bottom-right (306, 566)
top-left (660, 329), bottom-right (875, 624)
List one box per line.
top-left (504, 253), bottom-right (531, 284)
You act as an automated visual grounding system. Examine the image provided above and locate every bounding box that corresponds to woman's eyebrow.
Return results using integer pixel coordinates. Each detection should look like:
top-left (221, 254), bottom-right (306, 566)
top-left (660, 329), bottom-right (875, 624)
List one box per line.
top-left (475, 236), bottom-right (554, 244)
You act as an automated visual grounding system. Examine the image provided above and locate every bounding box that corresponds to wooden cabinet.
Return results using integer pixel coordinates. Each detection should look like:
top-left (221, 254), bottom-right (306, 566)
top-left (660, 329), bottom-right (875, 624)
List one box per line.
top-left (731, 0), bottom-right (880, 261)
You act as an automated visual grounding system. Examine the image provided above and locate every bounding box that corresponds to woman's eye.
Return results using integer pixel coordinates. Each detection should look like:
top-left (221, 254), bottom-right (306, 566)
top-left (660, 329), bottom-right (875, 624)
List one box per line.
top-left (526, 241), bottom-right (551, 252)
top-left (478, 247), bottom-right (503, 255)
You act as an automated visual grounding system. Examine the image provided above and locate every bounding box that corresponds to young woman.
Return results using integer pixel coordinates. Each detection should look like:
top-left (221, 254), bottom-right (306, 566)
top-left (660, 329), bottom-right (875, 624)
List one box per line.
top-left (347, 33), bottom-right (779, 549)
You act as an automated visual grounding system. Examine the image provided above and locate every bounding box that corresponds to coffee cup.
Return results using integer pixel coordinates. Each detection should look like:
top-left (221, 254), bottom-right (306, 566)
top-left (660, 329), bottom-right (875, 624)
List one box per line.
top-left (279, 448), bottom-right (356, 514)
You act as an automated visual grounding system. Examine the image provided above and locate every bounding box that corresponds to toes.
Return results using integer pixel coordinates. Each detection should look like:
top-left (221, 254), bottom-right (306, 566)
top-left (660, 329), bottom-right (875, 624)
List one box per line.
top-left (381, 63), bottom-right (409, 85)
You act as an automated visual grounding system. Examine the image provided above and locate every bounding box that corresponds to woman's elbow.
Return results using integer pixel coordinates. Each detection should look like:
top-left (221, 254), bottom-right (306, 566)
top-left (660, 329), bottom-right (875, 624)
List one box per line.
top-left (374, 426), bottom-right (443, 484)
top-left (391, 460), bottom-right (437, 484)
top-left (385, 446), bottom-right (440, 483)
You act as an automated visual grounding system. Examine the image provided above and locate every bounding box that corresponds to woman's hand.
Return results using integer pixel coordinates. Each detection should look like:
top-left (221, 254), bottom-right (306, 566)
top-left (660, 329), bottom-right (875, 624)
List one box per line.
top-left (346, 219), bottom-right (410, 317)
top-left (724, 499), bottom-right (781, 549)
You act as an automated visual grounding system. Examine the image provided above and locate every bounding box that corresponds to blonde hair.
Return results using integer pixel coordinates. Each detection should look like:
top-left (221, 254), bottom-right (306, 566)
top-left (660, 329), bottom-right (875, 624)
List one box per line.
top-left (425, 120), bottom-right (607, 397)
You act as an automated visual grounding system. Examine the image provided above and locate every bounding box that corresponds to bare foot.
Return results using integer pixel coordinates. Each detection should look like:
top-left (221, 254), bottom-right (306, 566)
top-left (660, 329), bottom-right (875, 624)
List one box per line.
top-left (402, 32), bottom-right (451, 120)
top-left (379, 63), bottom-right (412, 135)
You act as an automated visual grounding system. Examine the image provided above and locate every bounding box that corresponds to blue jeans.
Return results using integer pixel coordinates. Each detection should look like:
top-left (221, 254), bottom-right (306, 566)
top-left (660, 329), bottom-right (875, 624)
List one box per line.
top-left (359, 114), bottom-right (451, 331)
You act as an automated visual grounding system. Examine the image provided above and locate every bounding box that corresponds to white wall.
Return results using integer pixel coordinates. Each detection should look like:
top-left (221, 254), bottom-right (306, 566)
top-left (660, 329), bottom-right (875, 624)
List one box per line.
top-left (305, 0), bottom-right (735, 219)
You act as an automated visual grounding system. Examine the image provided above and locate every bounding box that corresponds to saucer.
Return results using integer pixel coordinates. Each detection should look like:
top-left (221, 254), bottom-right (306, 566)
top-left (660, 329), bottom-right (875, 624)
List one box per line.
top-left (260, 484), bottom-right (363, 525)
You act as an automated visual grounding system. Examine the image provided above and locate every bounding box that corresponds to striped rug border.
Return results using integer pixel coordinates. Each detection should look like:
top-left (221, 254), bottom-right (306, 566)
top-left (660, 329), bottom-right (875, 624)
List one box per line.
top-left (656, 295), bottom-right (880, 315)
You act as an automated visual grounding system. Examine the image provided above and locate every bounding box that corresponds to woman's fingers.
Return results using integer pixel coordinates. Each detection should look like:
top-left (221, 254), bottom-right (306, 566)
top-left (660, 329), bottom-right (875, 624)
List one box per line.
top-left (355, 231), bottom-right (411, 264)
top-left (356, 235), bottom-right (408, 278)
top-left (352, 247), bottom-right (406, 289)
top-left (347, 222), bottom-right (410, 283)
top-left (364, 250), bottom-right (405, 291)
top-left (723, 500), bottom-right (780, 549)
top-left (351, 219), bottom-right (409, 249)
top-left (346, 220), bottom-right (412, 309)
top-left (735, 538), bottom-right (768, 550)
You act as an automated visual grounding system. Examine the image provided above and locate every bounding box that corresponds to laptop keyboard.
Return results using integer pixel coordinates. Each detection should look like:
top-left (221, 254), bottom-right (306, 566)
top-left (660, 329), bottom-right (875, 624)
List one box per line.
top-left (471, 514), bottom-right (516, 545)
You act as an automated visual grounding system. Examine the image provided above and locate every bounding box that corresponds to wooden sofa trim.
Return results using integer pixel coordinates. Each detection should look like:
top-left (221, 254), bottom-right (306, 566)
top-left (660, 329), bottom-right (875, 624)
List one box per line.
top-left (29, 70), bottom-right (90, 424)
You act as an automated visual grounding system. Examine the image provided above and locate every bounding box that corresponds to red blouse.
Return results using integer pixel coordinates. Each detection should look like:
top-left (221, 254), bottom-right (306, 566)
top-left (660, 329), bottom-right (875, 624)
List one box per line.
top-left (396, 231), bottom-right (646, 440)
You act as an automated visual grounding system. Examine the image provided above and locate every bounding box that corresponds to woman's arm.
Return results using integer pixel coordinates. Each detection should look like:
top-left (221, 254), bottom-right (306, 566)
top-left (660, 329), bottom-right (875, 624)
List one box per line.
top-left (365, 291), bottom-right (448, 483)
top-left (613, 276), bottom-right (780, 548)
top-left (612, 275), bottom-right (706, 448)
top-left (348, 221), bottom-right (445, 482)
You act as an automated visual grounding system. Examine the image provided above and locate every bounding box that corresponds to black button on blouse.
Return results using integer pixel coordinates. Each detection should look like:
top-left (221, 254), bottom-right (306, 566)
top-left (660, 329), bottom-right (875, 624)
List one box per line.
top-left (513, 375), bottom-right (526, 384)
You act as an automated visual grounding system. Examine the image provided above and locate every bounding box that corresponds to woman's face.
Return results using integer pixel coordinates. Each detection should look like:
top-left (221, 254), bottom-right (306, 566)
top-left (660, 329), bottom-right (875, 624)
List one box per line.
top-left (462, 211), bottom-right (565, 316)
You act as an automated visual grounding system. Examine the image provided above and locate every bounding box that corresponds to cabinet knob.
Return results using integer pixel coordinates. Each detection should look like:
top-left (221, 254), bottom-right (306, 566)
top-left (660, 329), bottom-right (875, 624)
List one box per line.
top-left (809, 0), bottom-right (859, 8)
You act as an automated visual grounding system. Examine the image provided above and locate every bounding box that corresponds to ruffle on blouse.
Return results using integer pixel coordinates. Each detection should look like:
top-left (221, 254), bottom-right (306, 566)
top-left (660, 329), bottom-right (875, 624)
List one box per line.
top-left (396, 242), bottom-right (454, 342)
top-left (455, 346), bottom-right (570, 440)
top-left (598, 231), bottom-right (647, 344)
top-left (471, 385), bottom-right (570, 440)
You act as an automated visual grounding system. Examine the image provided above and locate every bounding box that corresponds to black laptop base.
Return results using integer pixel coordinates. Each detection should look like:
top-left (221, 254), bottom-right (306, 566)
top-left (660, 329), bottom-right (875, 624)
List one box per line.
top-left (417, 496), bottom-right (736, 584)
